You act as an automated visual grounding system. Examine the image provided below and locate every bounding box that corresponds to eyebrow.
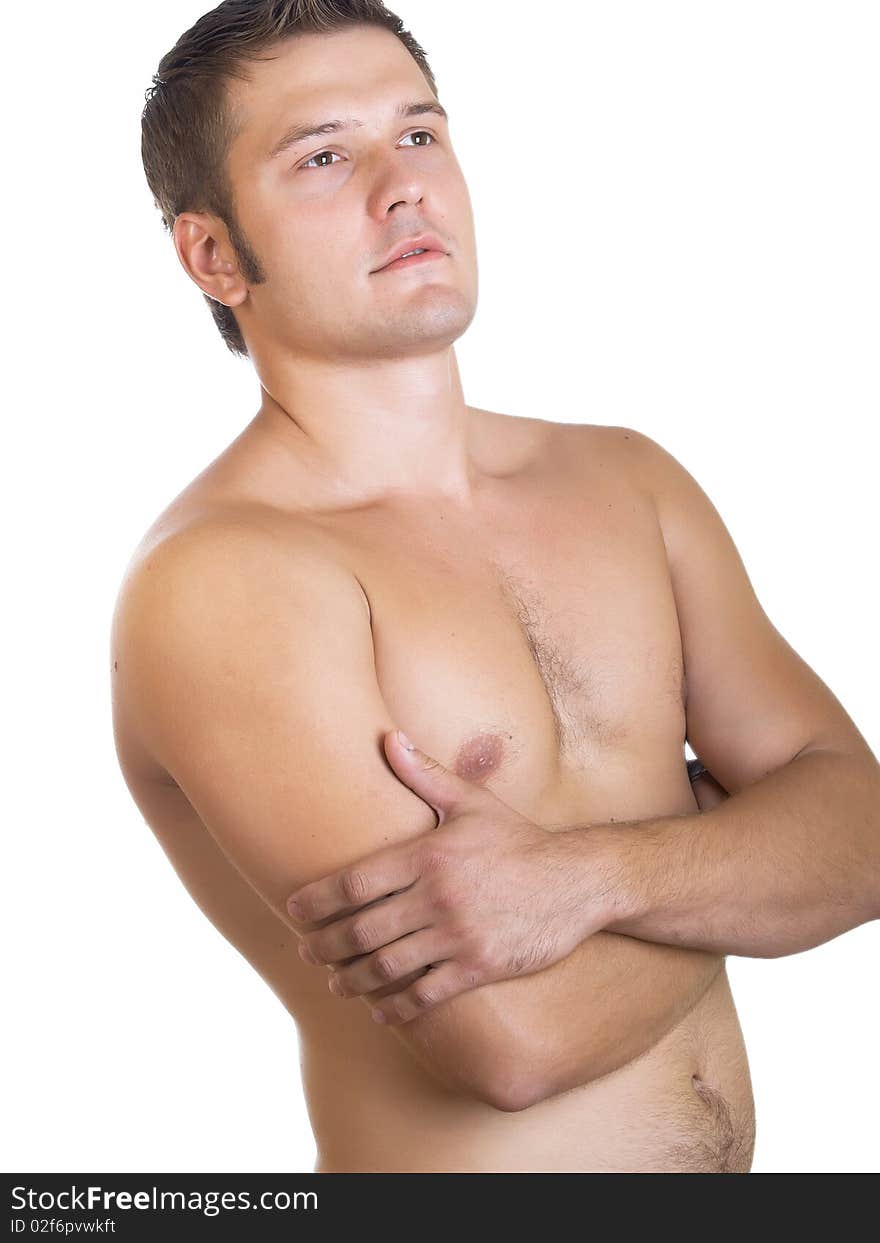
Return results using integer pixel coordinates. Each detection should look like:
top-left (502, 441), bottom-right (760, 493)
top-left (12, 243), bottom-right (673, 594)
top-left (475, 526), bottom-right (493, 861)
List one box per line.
top-left (266, 99), bottom-right (448, 161)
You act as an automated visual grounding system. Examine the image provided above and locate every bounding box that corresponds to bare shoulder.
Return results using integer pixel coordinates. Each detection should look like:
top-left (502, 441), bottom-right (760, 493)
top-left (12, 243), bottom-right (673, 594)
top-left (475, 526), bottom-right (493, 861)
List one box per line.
top-left (563, 420), bottom-right (662, 465)
top-left (114, 505), bottom-right (366, 627)
top-left (587, 425), bottom-right (729, 548)
top-left (469, 407), bottom-right (649, 480)
top-left (511, 415), bottom-right (667, 495)
top-left (565, 421), bottom-right (691, 500)
top-left (110, 509), bottom-right (369, 783)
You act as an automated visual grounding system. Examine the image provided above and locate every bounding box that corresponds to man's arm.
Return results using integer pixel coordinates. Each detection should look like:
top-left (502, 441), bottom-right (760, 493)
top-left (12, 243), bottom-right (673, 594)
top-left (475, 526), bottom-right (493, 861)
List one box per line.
top-left (595, 430), bottom-right (880, 952)
top-left (601, 744), bottom-right (880, 952)
top-left (112, 520), bottom-right (720, 1113)
top-left (282, 426), bottom-right (877, 1048)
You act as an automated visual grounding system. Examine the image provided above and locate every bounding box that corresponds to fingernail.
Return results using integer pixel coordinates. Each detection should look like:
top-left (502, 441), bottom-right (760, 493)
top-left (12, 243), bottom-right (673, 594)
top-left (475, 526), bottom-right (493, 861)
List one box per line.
top-left (397, 730), bottom-right (414, 751)
top-left (328, 975), bottom-right (342, 996)
top-left (371, 1008), bottom-right (386, 1023)
top-left (298, 941), bottom-right (315, 964)
top-left (288, 900), bottom-right (304, 921)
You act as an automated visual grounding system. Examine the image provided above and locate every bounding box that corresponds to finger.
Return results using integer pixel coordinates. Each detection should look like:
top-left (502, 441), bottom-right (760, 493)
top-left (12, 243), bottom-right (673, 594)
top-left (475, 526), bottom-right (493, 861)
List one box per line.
top-left (363, 964), bottom-right (437, 1004)
top-left (370, 959), bottom-right (483, 1026)
top-left (303, 890), bottom-right (429, 965)
top-left (330, 927), bottom-right (452, 998)
top-left (287, 843), bottom-right (422, 925)
top-left (383, 729), bottom-right (474, 826)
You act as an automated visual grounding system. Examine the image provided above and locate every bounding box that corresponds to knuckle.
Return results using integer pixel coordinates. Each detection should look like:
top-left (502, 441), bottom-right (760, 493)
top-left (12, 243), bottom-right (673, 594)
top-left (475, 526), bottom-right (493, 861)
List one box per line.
top-left (349, 918), bottom-right (375, 954)
top-left (467, 931), bottom-right (489, 962)
top-left (341, 869), bottom-right (370, 906)
top-left (410, 986), bottom-right (433, 1011)
top-left (428, 875), bottom-right (457, 913)
top-left (468, 939), bottom-right (496, 975)
top-left (433, 885), bottom-right (457, 914)
top-left (374, 952), bottom-right (398, 982)
top-left (419, 845), bottom-right (448, 874)
top-left (410, 976), bottom-right (438, 1010)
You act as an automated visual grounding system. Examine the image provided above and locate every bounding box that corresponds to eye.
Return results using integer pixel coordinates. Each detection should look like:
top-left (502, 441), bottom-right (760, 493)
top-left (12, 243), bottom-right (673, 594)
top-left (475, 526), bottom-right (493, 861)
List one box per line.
top-left (301, 150), bottom-right (342, 170)
top-left (299, 130), bottom-right (436, 171)
top-left (401, 130), bottom-right (436, 148)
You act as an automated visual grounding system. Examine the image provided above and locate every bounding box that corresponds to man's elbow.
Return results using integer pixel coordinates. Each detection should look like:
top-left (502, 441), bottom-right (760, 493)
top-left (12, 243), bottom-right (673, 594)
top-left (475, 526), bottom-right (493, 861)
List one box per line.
top-left (445, 1050), bottom-right (540, 1113)
top-left (481, 1061), bottom-right (544, 1113)
top-left (399, 991), bottom-right (636, 1112)
top-left (473, 1034), bottom-right (644, 1112)
top-left (394, 1003), bottom-right (544, 1113)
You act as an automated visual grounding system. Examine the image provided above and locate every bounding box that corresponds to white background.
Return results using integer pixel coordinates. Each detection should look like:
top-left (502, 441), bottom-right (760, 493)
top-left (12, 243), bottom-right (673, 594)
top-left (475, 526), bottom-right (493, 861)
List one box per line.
top-left (3, 1), bottom-right (877, 1174)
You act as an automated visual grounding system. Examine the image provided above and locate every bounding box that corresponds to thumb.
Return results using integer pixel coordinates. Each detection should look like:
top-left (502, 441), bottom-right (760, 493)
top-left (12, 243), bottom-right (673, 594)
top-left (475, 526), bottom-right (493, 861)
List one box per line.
top-left (384, 729), bottom-right (476, 826)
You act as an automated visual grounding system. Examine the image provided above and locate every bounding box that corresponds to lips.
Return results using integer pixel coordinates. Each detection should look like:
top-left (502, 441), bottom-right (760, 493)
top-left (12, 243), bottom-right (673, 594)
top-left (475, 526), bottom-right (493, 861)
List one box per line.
top-left (373, 233), bottom-right (447, 272)
top-left (377, 249), bottom-right (445, 273)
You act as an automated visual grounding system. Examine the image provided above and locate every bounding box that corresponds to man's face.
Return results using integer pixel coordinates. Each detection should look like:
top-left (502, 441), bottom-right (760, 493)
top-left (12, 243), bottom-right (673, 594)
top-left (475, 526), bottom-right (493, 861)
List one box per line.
top-left (221, 25), bottom-right (478, 362)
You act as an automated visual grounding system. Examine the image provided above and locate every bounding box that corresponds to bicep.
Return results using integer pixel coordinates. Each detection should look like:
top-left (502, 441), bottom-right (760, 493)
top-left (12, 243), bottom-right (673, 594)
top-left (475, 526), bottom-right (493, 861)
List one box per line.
top-left (112, 526), bottom-right (511, 1104)
top-left (631, 429), bottom-right (870, 794)
top-left (114, 527), bottom-right (436, 924)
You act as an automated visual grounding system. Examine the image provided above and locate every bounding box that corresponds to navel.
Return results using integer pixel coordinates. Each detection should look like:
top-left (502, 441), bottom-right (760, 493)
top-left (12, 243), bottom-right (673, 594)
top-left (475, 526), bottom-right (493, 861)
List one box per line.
top-left (452, 731), bottom-right (507, 783)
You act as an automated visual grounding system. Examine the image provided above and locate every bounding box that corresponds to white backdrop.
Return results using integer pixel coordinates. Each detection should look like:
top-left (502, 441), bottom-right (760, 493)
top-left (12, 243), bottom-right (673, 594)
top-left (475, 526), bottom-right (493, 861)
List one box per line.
top-left (3, 1), bottom-right (877, 1174)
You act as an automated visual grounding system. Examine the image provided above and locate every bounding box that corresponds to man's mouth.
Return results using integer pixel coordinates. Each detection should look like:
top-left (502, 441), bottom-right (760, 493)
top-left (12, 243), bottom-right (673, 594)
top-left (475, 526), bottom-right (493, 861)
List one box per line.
top-left (376, 249), bottom-right (445, 273)
top-left (372, 233), bottom-right (448, 273)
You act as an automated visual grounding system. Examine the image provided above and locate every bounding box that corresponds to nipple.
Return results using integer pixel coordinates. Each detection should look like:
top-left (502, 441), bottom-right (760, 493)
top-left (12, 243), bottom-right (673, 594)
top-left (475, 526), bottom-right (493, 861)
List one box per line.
top-left (452, 731), bottom-right (507, 784)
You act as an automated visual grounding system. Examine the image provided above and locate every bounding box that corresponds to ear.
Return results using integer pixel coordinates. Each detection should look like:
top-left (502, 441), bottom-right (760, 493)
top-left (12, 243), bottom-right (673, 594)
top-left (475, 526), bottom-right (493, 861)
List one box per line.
top-left (173, 212), bottom-right (248, 308)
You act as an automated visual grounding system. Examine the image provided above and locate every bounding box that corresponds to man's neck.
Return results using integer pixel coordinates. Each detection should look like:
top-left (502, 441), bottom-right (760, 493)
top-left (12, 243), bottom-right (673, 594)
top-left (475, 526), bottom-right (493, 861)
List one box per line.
top-left (251, 346), bottom-right (480, 509)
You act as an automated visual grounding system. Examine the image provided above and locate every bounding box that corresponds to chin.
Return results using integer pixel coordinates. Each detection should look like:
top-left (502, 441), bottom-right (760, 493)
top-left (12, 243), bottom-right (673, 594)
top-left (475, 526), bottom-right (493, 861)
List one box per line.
top-left (398, 289), bottom-right (475, 335)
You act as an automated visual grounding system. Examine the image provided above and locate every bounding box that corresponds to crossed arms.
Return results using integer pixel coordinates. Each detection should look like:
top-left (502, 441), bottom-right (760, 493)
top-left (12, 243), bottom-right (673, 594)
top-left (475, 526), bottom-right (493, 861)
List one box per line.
top-left (111, 427), bottom-right (880, 1113)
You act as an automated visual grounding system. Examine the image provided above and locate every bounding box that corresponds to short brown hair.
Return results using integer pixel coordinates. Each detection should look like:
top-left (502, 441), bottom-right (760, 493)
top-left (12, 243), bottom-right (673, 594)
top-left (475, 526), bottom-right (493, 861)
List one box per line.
top-left (141, 0), bottom-right (439, 358)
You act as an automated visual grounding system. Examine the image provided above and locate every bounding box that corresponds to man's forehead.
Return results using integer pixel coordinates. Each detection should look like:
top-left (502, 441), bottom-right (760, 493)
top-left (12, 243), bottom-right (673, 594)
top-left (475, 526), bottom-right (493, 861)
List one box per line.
top-left (228, 27), bottom-right (431, 154)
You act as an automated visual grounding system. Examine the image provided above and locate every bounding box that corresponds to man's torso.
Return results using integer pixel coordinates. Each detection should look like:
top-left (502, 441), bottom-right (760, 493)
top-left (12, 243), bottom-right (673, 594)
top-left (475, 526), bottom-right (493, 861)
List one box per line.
top-left (113, 407), bottom-right (756, 1172)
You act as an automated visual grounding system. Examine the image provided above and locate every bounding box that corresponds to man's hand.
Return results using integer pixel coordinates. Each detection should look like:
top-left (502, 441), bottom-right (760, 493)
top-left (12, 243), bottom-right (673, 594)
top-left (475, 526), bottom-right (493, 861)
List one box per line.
top-left (286, 730), bottom-right (619, 1024)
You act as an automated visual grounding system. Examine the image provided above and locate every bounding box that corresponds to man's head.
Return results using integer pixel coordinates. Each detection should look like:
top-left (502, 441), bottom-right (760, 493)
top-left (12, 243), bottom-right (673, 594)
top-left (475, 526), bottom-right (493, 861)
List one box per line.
top-left (141, 0), bottom-right (478, 366)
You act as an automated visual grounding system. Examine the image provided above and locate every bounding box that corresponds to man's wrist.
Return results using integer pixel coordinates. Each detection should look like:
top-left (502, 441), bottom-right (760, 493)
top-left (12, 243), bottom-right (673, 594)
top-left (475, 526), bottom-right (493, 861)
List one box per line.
top-left (555, 819), bottom-right (653, 939)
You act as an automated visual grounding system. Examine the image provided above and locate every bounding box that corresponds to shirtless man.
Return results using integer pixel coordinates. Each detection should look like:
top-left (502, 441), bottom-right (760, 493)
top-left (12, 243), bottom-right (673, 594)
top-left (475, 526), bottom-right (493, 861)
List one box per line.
top-left (111, 5), bottom-right (880, 1173)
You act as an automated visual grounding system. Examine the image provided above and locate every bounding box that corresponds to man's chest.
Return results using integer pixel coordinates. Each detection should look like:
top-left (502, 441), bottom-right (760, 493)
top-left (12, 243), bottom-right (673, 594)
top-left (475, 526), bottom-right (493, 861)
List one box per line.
top-left (335, 459), bottom-right (688, 824)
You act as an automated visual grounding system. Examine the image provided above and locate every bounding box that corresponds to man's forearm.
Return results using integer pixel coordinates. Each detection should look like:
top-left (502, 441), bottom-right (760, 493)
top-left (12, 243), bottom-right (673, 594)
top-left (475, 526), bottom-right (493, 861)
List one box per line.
top-left (583, 745), bottom-right (880, 957)
top-left (390, 917), bottom-right (724, 1111)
